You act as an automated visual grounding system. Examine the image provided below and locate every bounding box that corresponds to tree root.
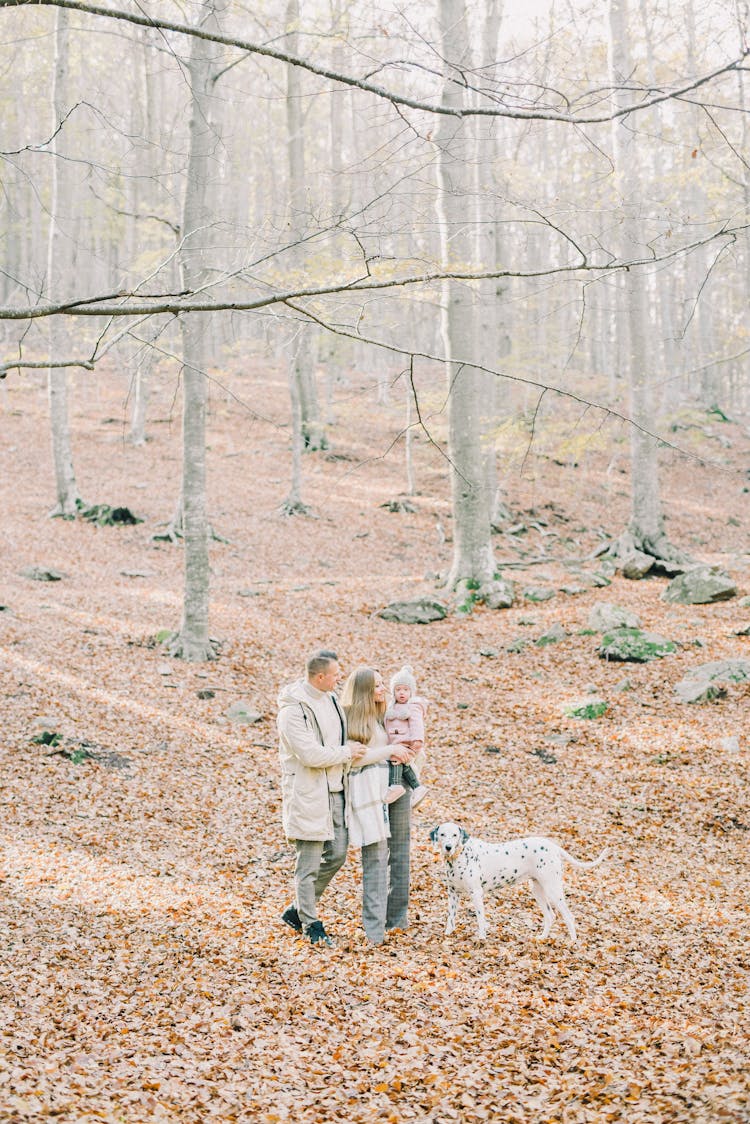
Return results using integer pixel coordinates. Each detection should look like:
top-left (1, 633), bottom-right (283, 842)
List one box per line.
top-left (602, 529), bottom-right (692, 578)
top-left (167, 633), bottom-right (219, 662)
top-left (278, 498), bottom-right (314, 517)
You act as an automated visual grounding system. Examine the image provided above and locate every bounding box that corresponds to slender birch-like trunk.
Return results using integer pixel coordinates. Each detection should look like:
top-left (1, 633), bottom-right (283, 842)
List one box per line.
top-left (435, 0), bottom-right (495, 598)
top-left (169, 1), bottom-right (222, 661)
top-left (607, 0), bottom-right (687, 569)
top-left (47, 7), bottom-right (81, 517)
top-left (285, 0), bottom-right (324, 457)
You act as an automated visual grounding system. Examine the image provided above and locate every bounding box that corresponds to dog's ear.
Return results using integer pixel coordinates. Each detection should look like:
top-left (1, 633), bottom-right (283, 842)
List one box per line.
top-left (428, 825), bottom-right (439, 843)
top-left (460, 828), bottom-right (469, 843)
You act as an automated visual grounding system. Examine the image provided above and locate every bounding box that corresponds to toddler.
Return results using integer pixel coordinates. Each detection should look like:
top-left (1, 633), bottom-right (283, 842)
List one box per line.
top-left (384, 665), bottom-right (429, 808)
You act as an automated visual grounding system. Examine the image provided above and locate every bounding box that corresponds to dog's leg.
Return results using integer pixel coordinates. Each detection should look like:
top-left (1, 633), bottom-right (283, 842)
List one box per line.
top-left (445, 888), bottom-right (459, 935)
top-left (469, 883), bottom-right (488, 940)
top-left (529, 879), bottom-right (556, 940)
top-left (548, 888), bottom-right (577, 943)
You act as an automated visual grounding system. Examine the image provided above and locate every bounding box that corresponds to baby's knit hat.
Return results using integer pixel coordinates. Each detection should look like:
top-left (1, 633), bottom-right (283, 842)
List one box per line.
top-left (390, 664), bottom-right (417, 696)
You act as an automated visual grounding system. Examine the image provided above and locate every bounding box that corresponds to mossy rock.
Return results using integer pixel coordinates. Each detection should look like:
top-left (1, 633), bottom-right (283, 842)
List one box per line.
top-left (376, 599), bottom-right (448, 624)
top-left (523, 587), bottom-right (555, 602)
top-left (599, 627), bottom-right (676, 663)
top-left (536, 623), bottom-right (568, 647)
top-left (565, 698), bottom-right (608, 719)
top-left (662, 566), bottom-right (736, 605)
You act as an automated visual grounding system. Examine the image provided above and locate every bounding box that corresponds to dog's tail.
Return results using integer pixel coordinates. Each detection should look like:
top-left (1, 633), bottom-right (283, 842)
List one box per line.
top-left (558, 845), bottom-right (609, 870)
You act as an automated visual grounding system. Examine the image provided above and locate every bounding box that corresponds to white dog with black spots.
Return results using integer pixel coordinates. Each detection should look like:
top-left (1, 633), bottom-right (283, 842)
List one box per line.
top-left (430, 822), bottom-right (608, 943)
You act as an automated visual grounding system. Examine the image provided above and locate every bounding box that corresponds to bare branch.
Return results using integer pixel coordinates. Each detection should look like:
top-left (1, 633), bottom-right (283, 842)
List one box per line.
top-left (0, 222), bottom-right (744, 323)
top-left (0, 0), bottom-right (746, 124)
top-left (0, 357), bottom-right (94, 379)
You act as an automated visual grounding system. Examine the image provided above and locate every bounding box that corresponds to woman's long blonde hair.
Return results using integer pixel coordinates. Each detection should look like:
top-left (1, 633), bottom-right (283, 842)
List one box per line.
top-left (341, 666), bottom-right (386, 744)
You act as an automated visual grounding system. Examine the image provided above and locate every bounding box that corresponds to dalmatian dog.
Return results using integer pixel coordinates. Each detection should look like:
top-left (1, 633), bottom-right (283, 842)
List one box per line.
top-left (430, 822), bottom-right (608, 944)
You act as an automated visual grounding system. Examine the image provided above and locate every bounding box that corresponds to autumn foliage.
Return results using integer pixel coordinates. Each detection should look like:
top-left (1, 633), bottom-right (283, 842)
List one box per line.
top-left (0, 367), bottom-right (748, 1123)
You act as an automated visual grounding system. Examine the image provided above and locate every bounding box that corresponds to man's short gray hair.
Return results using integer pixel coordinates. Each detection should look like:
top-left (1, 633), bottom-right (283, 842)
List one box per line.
top-left (306, 649), bottom-right (338, 678)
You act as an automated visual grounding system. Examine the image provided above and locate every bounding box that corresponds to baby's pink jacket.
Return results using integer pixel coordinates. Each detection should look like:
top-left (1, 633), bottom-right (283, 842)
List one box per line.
top-left (384, 696), bottom-right (427, 746)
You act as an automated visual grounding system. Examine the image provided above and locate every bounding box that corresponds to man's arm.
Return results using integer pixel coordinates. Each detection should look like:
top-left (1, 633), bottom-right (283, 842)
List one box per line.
top-left (278, 704), bottom-right (355, 769)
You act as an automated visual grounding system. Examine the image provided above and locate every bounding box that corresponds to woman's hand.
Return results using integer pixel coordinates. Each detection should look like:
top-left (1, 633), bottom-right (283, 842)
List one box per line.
top-left (348, 741), bottom-right (367, 763)
top-left (389, 745), bottom-right (411, 764)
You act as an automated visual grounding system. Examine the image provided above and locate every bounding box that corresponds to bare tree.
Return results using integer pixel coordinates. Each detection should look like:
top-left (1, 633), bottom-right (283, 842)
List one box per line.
top-left (435, 0), bottom-right (495, 599)
top-left (47, 5), bottom-right (81, 517)
top-left (605, 0), bottom-right (690, 575)
top-left (168, 0), bottom-right (226, 662)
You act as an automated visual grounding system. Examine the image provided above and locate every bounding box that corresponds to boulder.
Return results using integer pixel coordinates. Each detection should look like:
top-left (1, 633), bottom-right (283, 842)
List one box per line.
top-left (536, 623), bottom-right (568, 647)
top-left (483, 579), bottom-right (515, 610)
top-left (22, 566), bottom-right (65, 582)
top-left (375, 598), bottom-right (448, 624)
top-left (523, 587), bottom-right (555, 602)
top-left (662, 566), bottom-right (737, 605)
top-left (564, 698), bottom-right (608, 719)
top-left (620, 551), bottom-right (654, 580)
top-left (225, 700), bottom-right (264, 725)
top-left (599, 628), bottom-right (676, 662)
top-left (674, 660), bottom-right (750, 703)
top-left (588, 603), bottom-right (641, 632)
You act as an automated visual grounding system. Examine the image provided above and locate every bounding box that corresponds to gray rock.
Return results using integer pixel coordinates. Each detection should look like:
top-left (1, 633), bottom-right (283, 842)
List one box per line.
top-left (559, 584), bottom-right (586, 596)
top-left (225, 701), bottom-right (264, 724)
top-left (484, 579), bottom-right (515, 610)
top-left (536, 623), bottom-right (568, 647)
top-left (506, 638), bottom-right (527, 654)
top-left (479, 647), bottom-right (499, 658)
top-left (662, 566), bottom-right (737, 605)
top-left (22, 566), bottom-right (65, 582)
top-left (564, 698), bottom-right (608, 719)
top-left (588, 603), bottom-right (641, 632)
top-left (375, 598), bottom-right (448, 624)
top-left (523, 587), bottom-right (555, 602)
top-left (614, 677), bottom-right (634, 692)
top-left (599, 628), bottom-right (676, 662)
top-left (738, 596), bottom-right (750, 608)
top-left (733, 624), bottom-right (750, 636)
top-left (621, 551), bottom-right (654, 580)
top-left (718, 736), bottom-right (740, 753)
top-left (675, 660), bottom-right (750, 703)
top-left (34, 715), bottom-right (58, 729)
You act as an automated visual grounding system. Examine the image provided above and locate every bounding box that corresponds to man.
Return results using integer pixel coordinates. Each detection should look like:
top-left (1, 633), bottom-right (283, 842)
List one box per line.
top-left (277, 649), bottom-right (364, 946)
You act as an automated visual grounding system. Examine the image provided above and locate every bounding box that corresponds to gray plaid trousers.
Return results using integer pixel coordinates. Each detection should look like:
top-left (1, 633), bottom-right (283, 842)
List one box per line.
top-left (361, 789), bottom-right (411, 943)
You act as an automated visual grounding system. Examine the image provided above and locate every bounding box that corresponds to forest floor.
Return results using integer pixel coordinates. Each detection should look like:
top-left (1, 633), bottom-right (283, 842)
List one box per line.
top-left (1, 363), bottom-right (749, 1124)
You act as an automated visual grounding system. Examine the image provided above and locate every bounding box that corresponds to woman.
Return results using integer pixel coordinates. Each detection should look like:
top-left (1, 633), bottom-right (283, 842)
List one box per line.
top-left (341, 666), bottom-right (413, 945)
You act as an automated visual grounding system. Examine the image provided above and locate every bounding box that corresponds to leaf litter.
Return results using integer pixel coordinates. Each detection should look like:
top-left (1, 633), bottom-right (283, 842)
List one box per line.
top-left (0, 369), bottom-right (748, 1122)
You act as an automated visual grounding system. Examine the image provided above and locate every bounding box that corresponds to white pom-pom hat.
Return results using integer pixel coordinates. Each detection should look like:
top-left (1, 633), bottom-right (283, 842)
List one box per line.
top-left (390, 665), bottom-right (417, 696)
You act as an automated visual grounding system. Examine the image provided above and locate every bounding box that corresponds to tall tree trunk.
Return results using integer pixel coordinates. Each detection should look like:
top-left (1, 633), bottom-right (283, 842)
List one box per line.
top-left (284, 0), bottom-right (325, 456)
top-left (435, 0), bottom-right (495, 599)
top-left (474, 0), bottom-right (505, 525)
top-left (169, 1), bottom-right (223, 661)
top-left (47, 7), bottom-right (81, 517)
top-left (607, 0), bottom-right (687, 571)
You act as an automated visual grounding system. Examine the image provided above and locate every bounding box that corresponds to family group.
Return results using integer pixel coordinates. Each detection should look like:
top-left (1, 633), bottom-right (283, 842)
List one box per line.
top-left (276, 649), bottom-right (429, 946)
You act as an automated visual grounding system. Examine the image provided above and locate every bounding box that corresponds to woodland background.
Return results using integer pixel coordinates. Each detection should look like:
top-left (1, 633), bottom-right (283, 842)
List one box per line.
top-left (1, 0), bottom-right (749, 1121)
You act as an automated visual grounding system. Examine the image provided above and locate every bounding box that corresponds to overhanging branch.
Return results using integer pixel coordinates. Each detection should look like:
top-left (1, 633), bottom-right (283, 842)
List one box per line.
top-left (0, 0), bottom-right (746, 124)
top-left (0, 221), bottom-right (744, 322)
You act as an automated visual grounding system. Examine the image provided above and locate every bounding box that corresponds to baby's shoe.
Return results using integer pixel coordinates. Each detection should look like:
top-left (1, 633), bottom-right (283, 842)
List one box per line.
top-left (410, 785), bottom-right (429, 809)
top-left (384, 784), bottom-right (406, 804)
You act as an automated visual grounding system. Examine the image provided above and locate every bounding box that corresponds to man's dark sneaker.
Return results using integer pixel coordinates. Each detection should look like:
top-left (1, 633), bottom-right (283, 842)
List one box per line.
top-left (281, 905), bottom-right (303, 933)
top-left (307, 920), bottom-right (334, 947)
